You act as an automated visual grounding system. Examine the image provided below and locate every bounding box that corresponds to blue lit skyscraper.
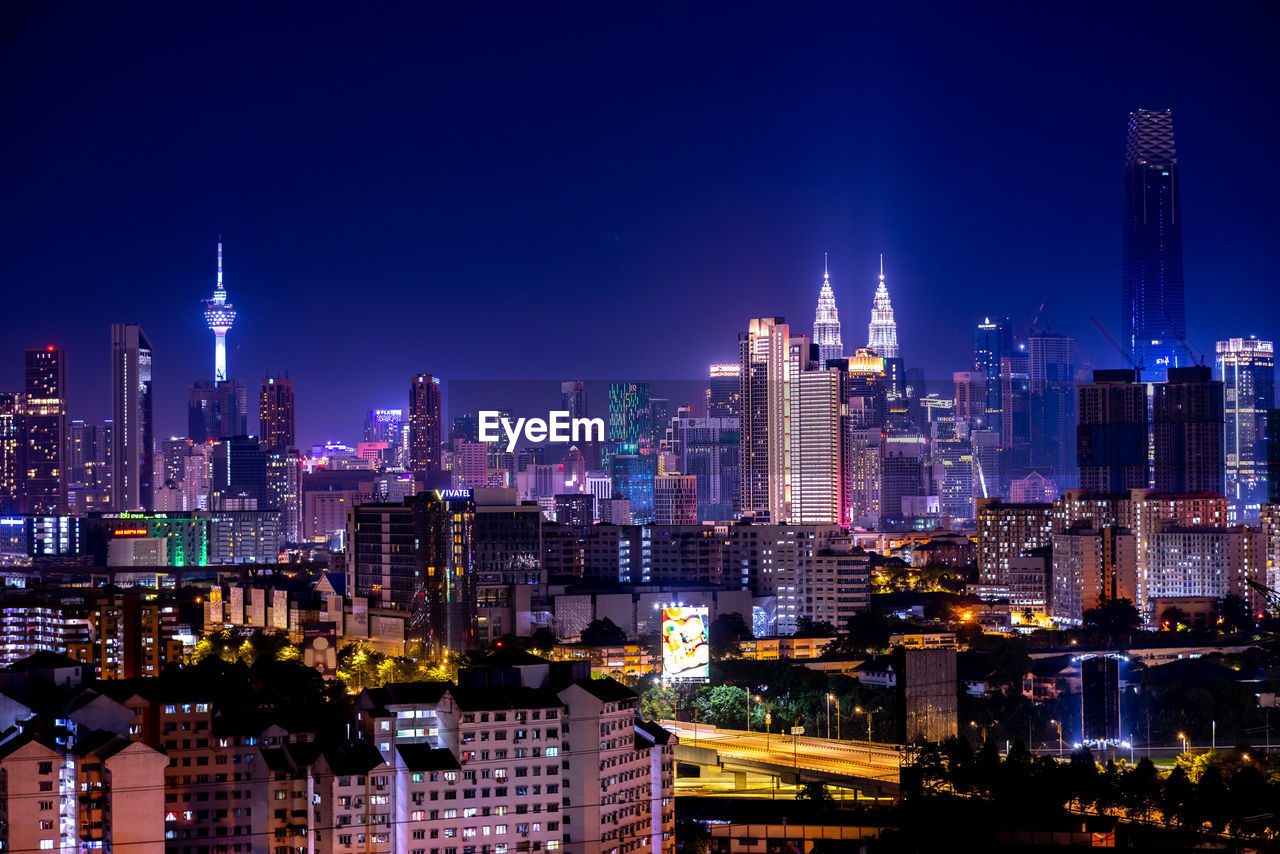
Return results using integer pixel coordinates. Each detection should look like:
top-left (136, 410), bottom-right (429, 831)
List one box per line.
top-left (1217, 337), bottom-right (1275, 521)
top-left (1122, 109), bottom-right (1185, 382)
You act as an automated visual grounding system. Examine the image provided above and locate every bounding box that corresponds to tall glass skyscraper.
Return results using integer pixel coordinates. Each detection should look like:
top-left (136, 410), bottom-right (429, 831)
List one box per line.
top-left (1217, 337), bottom-right (1275, 521)
top-left (1123, 109), bottom-right (1185, 382)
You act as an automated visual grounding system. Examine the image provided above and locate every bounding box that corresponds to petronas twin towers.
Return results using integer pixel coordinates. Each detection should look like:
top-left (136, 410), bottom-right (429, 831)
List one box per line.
top-left (811, 255), bottom-right (899, 364)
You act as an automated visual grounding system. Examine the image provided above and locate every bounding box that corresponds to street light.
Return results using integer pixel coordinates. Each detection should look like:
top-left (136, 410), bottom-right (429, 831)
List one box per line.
top-left (1049, 719), bottom-right (1063, 758)
top-left (827, 693), bottom-right (840, 741)
top-left (856, 706), bottom-right (872, 743)
top-left (1178, 732), bottom-right (1188, 754)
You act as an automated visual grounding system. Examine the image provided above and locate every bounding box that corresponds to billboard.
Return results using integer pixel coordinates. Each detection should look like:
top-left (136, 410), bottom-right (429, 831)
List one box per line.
top-left (661, 606), bottom-right (709, 682)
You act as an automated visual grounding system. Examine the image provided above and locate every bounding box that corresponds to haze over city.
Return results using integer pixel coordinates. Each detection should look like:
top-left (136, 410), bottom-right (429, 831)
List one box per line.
top-left (3, 4), bottom-right (1278, 446)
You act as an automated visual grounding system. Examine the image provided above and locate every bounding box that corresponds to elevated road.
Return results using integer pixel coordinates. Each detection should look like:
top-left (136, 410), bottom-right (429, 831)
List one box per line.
top-left (660, 721), bottom-right (902, 796)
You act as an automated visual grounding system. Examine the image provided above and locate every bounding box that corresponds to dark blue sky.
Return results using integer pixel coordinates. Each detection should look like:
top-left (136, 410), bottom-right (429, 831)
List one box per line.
top-left (2, 3), bottom-right (1277, 448)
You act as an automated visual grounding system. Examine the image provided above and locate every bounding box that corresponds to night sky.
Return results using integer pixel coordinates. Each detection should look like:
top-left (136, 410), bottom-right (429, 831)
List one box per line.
top-left (2, 3), bottom-right (1277, 448)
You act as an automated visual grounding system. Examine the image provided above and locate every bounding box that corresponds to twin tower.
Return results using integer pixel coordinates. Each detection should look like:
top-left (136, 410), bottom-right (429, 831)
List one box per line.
top-left (812, 255), bottom-right (899, 365)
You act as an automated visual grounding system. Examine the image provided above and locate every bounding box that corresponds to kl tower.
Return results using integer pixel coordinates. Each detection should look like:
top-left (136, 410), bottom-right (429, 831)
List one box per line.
top-left (202, 239), bottom-right (236, 382)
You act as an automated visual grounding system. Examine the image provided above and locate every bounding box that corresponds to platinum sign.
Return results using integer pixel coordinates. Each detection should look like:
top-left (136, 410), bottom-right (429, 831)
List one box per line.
top-left (478, 410), bottom-right (605, 452)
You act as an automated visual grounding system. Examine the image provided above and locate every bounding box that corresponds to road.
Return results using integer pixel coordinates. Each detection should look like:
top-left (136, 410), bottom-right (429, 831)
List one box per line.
top-left (661, 720), bottom-right (901, 785)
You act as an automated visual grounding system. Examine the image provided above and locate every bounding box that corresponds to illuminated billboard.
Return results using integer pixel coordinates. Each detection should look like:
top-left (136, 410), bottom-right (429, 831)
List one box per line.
top-left (661, 606), bottom-right (709, 682)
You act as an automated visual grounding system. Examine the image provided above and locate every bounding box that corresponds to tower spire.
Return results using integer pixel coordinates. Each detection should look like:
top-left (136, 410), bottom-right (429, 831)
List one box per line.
top-left (867, 256), bottom-right (899, 360)
top-left (203, 237), bottom-right (237, 383)
top-left (813, 255), bottom-right (843, 365)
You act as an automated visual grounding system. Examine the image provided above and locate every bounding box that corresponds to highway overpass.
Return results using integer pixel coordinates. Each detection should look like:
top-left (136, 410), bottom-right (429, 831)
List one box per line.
top-left (661, 721), bottom-right (902, 797)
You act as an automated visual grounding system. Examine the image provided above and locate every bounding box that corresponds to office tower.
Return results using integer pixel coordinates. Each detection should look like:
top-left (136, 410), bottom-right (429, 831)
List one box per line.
top-left (738, 318), bottom-right (792, 521)
top-left (847, 426), bottom-right (882, 527)
top-left (792, 367), bottom-right (843, 524)
top-left (846, 350), bottom-right (889, 428)
top-left (1077, 369), bottom-right (1149, 493)
top-left (1000, 351), bottom-right (1031, 474)
top-left (348, 490), bottom-right (476, 655)
top-left (607, 381), bottom-right (649, 453)
top-left (974, 317), bottom-right (1012, 433)
top-left (364, 407), bottom-right (403, 442)
top-left (1122, 109), bottom-right (1185, 382)
top-left (561, 379), bottom-right (587, 420)
top-left (880, 432), bottom-right (927, 529)
top-left (110, 324), bottom-right (154, 511)
top-left (866, 255), bottom-right (899, 359)
top-left (674, 416), bottom-right (740, 520)
top-left (208, 437), bottom-right (268, 509)
top-left (266, 449), bottom-right (303, 542)
top-left (0, 393), bottom-right (19, 512)
top-left (610, 451), bottom-right (655, 523)
top-left (69, 419), bottom-right (111, 494)
top-left (1029, 331), bottom-right (1078, 479)
top-left (258, 374), bottom-right (295, 453)
top-left (932, 418), bottom-right (975, 523)
top-left (648, 396), bottom-right (670, 450)
top-left (1153, 366), bottom-right (1223, 495)
top-left (408, 373), bottom-right (442, 473)
top-left (813, 257), bottom-right (844, 365)
top-left (21, 346), bottom-right (68, 513)
top-left (953, 371), bottom-right (987, 426)
top-left (976, 498), bottom-right (1053, 585)
top-left (971, 427), bottom-right (1003, 499)
top-left (707, 363), bottom-right (741, 417)
top-left (202, 239), bottom-right (237, 382)
top-left (1217, 338), bottom-right (1275, 521)
top-left (188, 379), bottom-right (248, 442)
top-left (654, 473), bottom-right (698, 525)
top-left (160, 437), bottom-right (196, 488)
top-left (1269, 410), bottom-right (1280, 504)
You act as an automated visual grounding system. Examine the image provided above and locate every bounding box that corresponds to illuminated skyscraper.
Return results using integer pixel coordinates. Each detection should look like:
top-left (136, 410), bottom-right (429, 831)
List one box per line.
top-left (607, 381), bottom-right (649, 457)
top-left (738, 318), bottom-right (792, 521)
top-left (21, 347), bottom-right (67, 514)
top-left (791, 366), bottom-right (843, 524)
top-left (813, 255), bottom-right (844, 365)
top-left (974, 317), bottom-right (1012, 433)
top-left (707, 364), bottom-right (741, 418)
top-left (188, 380), bottom-right (247, 442)
top-left (409, 374), bottom-right (442, 473)
top-left (202, 240), bottom-right (237, 383)
top-left (259, 375), bottom-right (295, 453)
top-left (1028, 331), bottom-right (1077, 479)
top-left (866, 255), bottom-right (899, 360)
top-left (111, 324), bottom-right (154, 511)
top-left (1217, 338), bottom-right (1275, 521)
top-left (0, 394), bottom-right (20, 513)
top-left (1122, 109), bottom-right (1185, 382)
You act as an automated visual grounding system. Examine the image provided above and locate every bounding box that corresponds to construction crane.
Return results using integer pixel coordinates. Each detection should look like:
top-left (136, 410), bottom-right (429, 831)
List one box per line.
top-left (1089, 316), bottom-right (1144, 380)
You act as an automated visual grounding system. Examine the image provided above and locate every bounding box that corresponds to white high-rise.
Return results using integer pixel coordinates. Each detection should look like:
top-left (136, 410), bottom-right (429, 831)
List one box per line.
top-left (812, 255), bottom-right (844, 365)
top-left (867, 254), bottom-right (899, 359)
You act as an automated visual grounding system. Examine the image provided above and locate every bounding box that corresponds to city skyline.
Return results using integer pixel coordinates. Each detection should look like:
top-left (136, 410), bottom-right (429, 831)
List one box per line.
top-left (2, 5), bottom-right (1278, 446)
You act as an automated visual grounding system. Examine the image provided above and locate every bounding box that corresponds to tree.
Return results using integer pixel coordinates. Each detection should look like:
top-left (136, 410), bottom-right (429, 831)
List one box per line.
top-left (580, 617), bottom-right (627, 646)
top-left (1083, 598), bottom-right (1141, 639)
top-left (793, 617), bottom-right (837, 638)
top-left (1160, 606), bottom-right (1190, 632)
top-left (795, 780), bottom-right (835, 804)
top-left (1215, 594), bottom-right (1253, 635)
top-left (709, 612), bottom-right (752, 660)
top-left (695, 684), bottom-right (748, 728)
top-left (528, 627), bottom-right (559, 651)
